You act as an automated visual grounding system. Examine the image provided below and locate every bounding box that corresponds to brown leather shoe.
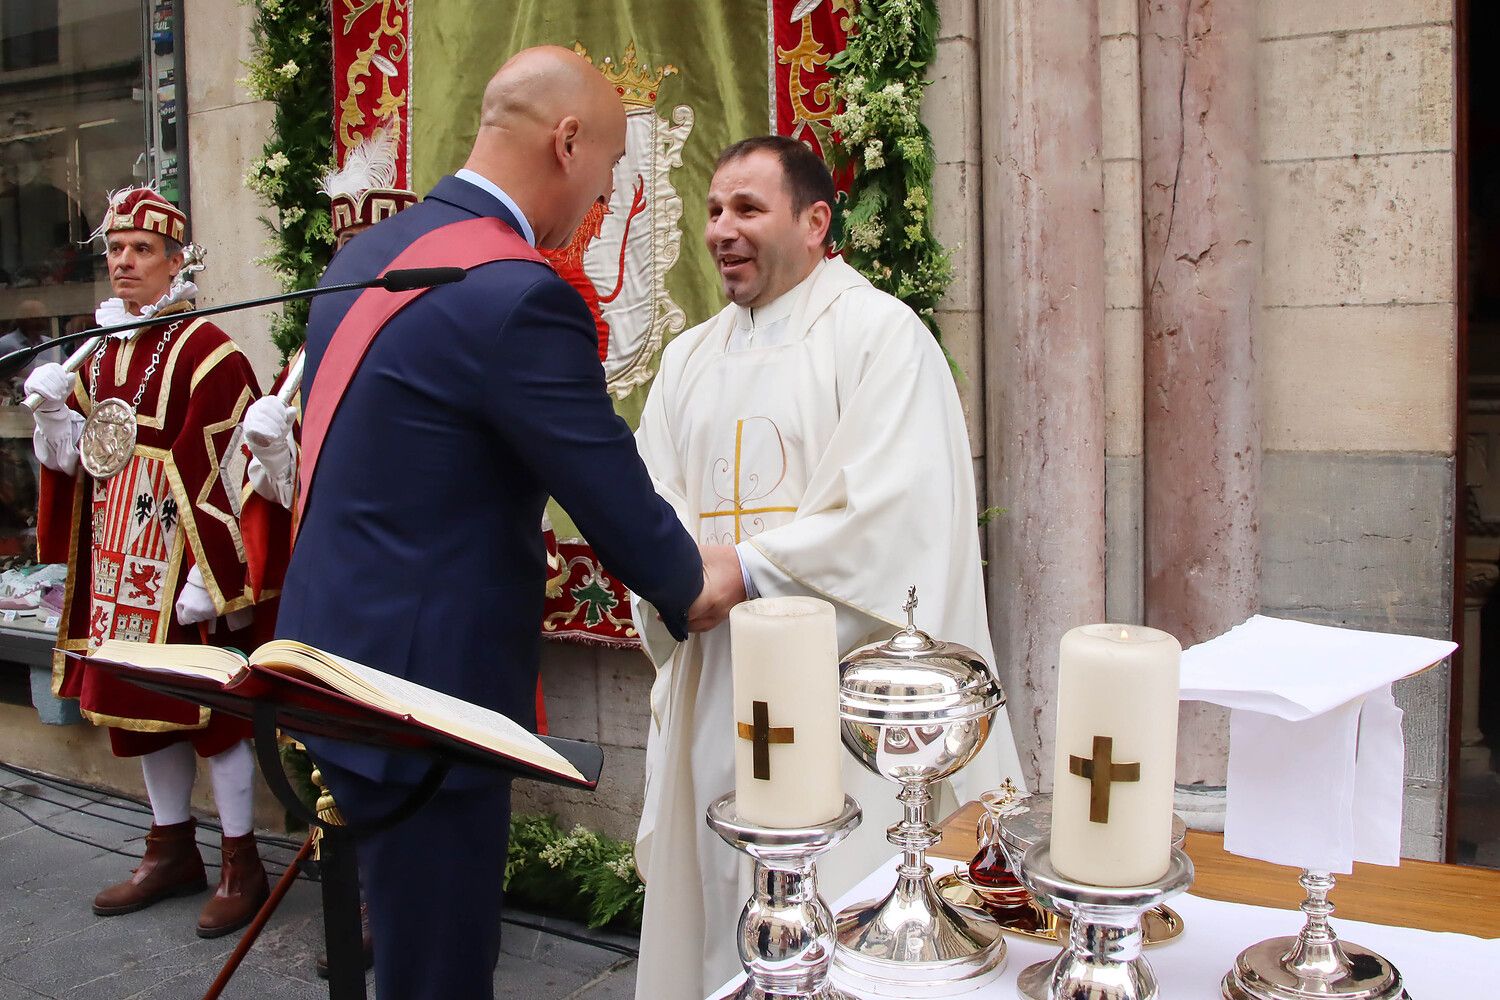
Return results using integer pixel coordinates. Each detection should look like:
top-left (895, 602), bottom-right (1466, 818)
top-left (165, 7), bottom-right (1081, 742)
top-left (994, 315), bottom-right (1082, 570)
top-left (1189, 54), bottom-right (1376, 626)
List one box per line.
top-left (315, 902), bottom-right (374, 979)
top-left (196, 833), bottom-right (270, 938)
top-left (93, 819), bottom-right (208, 916)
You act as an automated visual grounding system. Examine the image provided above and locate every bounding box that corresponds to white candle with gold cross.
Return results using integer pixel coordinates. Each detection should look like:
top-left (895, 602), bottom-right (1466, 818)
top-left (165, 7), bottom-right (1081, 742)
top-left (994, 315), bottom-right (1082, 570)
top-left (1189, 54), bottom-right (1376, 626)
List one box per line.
top-left (730, 596), bottom-right (842, 828)
top-left (1050, 623), bottom-right (1181, 886)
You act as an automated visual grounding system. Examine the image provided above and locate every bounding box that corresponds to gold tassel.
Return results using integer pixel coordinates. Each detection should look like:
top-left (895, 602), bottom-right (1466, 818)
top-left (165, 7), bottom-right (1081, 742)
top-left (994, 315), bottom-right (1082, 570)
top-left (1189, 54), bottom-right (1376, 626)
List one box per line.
top-left (279, 735), bottom-right (345, 858)
top-left (309, 764), bottom-right (345, 859)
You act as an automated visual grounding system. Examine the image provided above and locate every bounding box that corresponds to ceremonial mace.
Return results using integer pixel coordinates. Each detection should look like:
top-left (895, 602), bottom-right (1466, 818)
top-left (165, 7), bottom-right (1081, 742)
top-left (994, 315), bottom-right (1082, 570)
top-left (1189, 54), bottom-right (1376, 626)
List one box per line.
top-left (277, 349), bottom-right (306, 404)
top-left (0, 265), bottom-right (466, 407)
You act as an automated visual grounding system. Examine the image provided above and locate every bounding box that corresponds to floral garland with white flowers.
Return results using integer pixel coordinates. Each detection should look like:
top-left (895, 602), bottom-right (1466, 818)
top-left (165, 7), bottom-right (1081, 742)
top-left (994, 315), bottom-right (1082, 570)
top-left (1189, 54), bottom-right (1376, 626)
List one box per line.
top-left (829, 0), bottom-right (953, 344)
top-left (241, 0), bottom-right (334, 359)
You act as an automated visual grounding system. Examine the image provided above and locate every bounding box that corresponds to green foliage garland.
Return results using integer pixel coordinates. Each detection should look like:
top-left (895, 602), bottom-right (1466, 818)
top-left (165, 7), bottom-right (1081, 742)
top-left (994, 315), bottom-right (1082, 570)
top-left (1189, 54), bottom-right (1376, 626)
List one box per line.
top-left (506, 814), bottom-right (645, 931)
top-left (241, 0), bottom-right (335, 359)
top-left (829, 0), bottom-right (953, 343)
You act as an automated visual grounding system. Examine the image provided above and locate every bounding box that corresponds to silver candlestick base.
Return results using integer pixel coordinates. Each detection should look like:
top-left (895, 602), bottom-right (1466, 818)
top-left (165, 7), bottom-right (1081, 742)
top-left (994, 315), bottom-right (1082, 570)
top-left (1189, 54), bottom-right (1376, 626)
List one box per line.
top-left (1015, 840), bottom-right (1194, 1000)
top-left (707, 792), bottom-right (863, 1000)
top-left (1221, 869), bottom-right (1410, 1000)
top-left (832, 781), bottom-right (1008, 998)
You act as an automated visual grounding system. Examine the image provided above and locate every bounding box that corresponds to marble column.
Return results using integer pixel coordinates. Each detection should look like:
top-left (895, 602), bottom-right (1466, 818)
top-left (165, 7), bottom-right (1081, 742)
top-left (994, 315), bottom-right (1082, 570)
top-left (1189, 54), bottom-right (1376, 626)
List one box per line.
top-left (1139, 0), bottom-right (1261, 783)
top-left (980, 0), bottom-right (1107, 790)
top-left (1461, 566), bottom-right (1494, 777)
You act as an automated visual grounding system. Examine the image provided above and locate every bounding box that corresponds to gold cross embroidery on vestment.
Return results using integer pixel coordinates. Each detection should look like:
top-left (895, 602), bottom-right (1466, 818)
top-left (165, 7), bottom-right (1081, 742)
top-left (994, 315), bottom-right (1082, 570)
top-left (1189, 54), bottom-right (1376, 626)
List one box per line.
top-left (699, 417), bottom-right (798, 542)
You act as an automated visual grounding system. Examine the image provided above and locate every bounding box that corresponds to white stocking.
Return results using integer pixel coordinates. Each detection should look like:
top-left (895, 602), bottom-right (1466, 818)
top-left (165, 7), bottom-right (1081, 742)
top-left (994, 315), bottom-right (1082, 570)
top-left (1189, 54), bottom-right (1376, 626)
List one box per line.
top-left (207, 739), bottom-right (255, 838)
top-left (139, 742), bottom-right (196, 827)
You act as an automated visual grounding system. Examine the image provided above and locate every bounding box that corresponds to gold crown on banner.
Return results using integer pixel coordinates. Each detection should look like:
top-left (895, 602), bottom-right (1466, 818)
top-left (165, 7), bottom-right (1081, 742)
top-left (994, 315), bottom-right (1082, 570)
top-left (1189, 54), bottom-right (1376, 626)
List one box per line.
top-left (575, 41), bottom-right (676, 108)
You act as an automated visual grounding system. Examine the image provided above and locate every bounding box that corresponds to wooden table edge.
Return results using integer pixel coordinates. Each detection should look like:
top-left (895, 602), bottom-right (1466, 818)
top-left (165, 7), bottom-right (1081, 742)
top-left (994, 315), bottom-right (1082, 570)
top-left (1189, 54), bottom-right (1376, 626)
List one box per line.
top-left (933, 800), bottom-right (1500, 938)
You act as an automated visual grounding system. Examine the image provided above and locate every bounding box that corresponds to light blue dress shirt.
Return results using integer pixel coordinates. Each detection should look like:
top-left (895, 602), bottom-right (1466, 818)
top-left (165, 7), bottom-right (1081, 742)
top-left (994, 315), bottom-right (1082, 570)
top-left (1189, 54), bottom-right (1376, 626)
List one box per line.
top-left (454, 168), bottom-right (537, 247)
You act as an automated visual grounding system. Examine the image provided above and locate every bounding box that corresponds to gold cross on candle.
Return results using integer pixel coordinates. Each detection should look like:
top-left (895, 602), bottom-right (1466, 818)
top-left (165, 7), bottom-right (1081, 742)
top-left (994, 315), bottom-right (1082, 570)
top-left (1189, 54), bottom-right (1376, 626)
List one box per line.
top-left (736, 700), bottom-right (796, 781)
top-left (1068, 735), bottom-right (1140, 823)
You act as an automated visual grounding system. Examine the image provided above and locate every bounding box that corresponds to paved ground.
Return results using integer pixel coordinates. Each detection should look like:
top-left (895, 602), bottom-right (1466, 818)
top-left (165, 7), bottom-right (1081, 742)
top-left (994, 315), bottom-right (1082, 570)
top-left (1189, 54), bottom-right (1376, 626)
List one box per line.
top-left (0, 762), bottom-right (638, 999)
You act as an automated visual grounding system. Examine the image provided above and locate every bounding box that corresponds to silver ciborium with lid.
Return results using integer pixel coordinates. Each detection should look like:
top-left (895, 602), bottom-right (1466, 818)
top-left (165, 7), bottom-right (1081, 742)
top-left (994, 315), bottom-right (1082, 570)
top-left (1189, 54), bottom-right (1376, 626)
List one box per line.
top-left (833, 588), bottom-right (1008, 997)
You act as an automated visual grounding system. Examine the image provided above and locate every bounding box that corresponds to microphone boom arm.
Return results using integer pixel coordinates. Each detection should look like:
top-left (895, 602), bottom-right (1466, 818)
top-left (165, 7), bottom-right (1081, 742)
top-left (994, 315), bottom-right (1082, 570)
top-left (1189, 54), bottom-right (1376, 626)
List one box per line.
top-left (11, 267), bottom-right (465, 411)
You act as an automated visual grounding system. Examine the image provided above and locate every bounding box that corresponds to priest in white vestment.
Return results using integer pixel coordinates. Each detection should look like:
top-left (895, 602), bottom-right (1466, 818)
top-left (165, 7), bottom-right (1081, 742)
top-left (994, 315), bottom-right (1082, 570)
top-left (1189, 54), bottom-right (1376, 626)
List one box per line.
top-left (630, 136), bottom-right (1026, 1000)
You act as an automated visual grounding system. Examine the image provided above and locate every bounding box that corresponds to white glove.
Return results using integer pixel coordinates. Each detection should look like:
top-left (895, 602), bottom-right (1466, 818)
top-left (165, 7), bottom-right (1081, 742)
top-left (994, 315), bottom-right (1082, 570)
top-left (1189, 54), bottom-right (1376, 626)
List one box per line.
top-left (174, 565), bottom-right (218, 626)
top-left (24, 363), bottom-right (83, 475)
top-left (243, 397), bottom-right (297, 508)
top-left (243, 397), bottom-right (295, 449)
top-left (24, 363), bottom-right (75, 412)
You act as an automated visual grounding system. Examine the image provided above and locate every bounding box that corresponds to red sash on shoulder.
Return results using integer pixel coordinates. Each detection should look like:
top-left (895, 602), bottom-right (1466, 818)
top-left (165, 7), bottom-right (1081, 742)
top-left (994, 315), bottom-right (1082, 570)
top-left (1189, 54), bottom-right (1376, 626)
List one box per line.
top-left (296, 216), bottom-right (544, 522)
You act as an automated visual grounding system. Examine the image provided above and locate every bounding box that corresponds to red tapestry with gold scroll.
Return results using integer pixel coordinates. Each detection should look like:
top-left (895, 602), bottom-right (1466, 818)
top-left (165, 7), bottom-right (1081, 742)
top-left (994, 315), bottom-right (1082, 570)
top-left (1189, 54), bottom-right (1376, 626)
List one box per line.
top-left (332, 0), bottom-right (413, 183)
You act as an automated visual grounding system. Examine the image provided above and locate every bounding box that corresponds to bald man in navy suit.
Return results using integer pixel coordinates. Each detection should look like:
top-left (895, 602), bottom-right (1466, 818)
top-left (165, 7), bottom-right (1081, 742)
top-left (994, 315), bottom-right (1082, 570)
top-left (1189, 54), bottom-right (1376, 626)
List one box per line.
top-left (276, 48), bottom-right (737, 998)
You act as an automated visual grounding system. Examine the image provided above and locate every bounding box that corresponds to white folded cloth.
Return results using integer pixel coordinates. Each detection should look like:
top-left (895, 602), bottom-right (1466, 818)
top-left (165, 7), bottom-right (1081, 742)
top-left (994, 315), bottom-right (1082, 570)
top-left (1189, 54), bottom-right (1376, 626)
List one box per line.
top-left (1181, 615), bottom-right (1455, 873)
top-left (1181, 615), bottom-right (1455, 720)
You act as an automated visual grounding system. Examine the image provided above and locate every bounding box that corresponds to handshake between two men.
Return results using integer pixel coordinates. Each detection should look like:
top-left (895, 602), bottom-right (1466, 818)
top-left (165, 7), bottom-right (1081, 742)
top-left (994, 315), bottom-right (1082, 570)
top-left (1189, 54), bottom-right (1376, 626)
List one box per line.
top-left (685, 543), bottom-right (747, 634)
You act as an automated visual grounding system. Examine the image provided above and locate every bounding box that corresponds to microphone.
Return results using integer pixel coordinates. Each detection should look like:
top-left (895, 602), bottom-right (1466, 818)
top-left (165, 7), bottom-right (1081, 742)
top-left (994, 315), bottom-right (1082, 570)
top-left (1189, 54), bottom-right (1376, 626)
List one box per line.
top-left (378, 267), bottom-right (466, 292)
top-left (3, 266), bottom-right (471, 402)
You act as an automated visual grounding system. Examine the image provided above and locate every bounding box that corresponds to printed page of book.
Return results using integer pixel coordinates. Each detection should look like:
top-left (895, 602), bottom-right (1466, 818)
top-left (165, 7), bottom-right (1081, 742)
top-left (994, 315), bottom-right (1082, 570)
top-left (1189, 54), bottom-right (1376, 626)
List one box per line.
top-left (252, 640), bottom-right (582, 782)
top-left (89, 639), bottom-right (249, 684)
top-left (250, 640), bottom-right (402, 714)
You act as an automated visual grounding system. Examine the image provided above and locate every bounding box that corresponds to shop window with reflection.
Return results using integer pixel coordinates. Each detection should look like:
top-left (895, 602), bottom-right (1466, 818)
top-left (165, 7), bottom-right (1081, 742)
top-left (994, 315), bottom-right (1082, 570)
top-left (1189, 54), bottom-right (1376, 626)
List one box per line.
top-left (0, 0), bottom-right (185, 633)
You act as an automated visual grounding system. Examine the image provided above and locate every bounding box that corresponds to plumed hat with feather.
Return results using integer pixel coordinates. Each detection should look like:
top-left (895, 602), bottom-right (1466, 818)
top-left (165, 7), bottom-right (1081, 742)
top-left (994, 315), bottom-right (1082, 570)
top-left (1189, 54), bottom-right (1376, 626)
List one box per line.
top-left (92, 187), bottom-right (187, 245)
top-left (321, 123), bottom-right (417, 239)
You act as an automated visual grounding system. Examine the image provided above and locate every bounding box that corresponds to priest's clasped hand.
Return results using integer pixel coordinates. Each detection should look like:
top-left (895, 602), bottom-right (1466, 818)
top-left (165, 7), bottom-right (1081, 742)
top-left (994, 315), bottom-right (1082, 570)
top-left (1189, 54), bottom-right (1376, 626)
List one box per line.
top-left (686, 544), bottom-right (747, 632)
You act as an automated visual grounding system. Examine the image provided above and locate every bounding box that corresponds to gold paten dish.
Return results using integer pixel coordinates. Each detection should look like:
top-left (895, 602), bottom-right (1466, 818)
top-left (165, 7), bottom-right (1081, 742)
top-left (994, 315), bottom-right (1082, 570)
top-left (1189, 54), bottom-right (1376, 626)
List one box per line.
top-left (935, 871), bottom-right (1185, 947)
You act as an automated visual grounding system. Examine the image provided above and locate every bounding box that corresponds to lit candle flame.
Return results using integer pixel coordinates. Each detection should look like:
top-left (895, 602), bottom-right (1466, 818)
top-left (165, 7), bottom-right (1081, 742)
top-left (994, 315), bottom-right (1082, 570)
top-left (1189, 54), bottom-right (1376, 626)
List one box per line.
top-left (1119, 628), bottom-right (1130, 640)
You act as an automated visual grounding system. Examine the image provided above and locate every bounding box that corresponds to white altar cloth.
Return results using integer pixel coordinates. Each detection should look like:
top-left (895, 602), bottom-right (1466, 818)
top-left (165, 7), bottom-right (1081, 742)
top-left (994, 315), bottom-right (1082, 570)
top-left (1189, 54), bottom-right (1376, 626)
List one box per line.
top-left (708, 857), bottom-right (1500, 998)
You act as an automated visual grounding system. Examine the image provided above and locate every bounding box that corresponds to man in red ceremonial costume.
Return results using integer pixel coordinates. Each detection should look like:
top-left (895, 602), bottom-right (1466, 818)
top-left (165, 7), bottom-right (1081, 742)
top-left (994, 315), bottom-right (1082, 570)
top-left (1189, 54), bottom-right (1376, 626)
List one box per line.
top-left (23, 187), bottom-right (271, 938)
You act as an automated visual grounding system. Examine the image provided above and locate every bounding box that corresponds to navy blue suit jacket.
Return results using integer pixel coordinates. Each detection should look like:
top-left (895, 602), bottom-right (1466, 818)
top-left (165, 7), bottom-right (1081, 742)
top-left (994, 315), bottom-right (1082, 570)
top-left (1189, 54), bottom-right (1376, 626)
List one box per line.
top-left (278, 176), bottom-right (702, 787)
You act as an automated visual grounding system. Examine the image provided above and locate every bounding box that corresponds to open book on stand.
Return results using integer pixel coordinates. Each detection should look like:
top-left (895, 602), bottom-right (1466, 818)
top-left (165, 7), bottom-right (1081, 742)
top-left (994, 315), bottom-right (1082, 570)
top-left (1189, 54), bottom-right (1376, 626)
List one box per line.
top-left (84, 639), bottom-right (596, 788)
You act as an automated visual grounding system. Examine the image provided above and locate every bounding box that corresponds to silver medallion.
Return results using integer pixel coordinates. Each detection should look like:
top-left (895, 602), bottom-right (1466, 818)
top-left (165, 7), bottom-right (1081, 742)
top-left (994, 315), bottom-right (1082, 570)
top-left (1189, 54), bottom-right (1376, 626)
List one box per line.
top-left (80, 397), bottom-right (138, 479)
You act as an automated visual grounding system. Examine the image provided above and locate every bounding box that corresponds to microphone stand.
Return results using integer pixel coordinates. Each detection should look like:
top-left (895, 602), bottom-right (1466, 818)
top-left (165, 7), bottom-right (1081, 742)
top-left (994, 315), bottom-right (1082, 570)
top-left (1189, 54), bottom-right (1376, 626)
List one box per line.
top-left (6, 267), bottom-right (464, 410)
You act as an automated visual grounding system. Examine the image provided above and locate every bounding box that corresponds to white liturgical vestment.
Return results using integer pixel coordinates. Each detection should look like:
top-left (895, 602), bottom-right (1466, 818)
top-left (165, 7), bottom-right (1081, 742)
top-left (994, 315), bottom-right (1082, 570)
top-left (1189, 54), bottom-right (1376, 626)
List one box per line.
top-left (631, 256), bottom-right (1025, 1000)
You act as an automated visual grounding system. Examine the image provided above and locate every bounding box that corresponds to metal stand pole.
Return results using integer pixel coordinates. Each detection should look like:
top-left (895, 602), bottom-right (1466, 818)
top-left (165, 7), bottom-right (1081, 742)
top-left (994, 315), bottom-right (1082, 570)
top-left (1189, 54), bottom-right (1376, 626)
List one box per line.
top-left (317, 828), bottom-right (366, 999)
top-left (247, 704), bottom-right (448, 1000)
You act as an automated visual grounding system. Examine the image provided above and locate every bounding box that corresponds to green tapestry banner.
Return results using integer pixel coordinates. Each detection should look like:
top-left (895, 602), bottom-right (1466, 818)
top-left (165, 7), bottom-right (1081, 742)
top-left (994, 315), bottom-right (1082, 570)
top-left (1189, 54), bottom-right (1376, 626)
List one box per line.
top-left (414, 2), bottom-right (775, 419)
